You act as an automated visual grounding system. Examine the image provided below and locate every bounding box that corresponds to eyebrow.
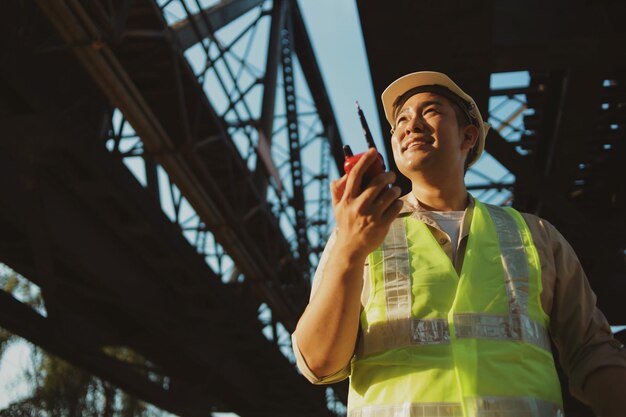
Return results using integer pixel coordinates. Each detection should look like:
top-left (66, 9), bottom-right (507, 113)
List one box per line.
top-left (395, 100), bottom-right (444, 120)
top-left (420, 100), bottom-right (444, 108)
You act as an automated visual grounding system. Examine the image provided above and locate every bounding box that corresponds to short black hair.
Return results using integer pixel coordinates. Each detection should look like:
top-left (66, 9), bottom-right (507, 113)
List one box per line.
top-left (446, 99), bottom-right (477, 172)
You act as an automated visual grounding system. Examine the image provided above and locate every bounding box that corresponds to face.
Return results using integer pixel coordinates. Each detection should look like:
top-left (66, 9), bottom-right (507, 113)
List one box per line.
top-left (390, 92), bottom-right (477, 180)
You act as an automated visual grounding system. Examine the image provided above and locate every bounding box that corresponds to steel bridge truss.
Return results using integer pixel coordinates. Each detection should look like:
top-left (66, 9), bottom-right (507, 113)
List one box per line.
top-left (78, 0), bottom-right (345, 309)
top-left (36, 0), bottom-right (345, 357)
top-left (1, 0), bottom-right (347, 415)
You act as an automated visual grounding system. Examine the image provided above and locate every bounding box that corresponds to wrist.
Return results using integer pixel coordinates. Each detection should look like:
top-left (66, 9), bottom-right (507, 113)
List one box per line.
top-left (333, 233), bottom-right (370, 265)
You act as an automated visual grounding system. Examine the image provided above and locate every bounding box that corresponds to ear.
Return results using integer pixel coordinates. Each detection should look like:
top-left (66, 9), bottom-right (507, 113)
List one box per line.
top-left (461, 124), bottom-right (479, 151)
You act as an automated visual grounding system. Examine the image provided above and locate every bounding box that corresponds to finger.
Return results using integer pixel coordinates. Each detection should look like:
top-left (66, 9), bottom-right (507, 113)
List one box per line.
top-left (358, 171), bottom-right (396, 203)
top-left (345, 148), bottom-right (377, 198)
top-left (372, 186), bottom-right (402, 217)
top-left (330, 176), bottom-right (348, 206)
top-left (381, 199), bottom-right (404, 223)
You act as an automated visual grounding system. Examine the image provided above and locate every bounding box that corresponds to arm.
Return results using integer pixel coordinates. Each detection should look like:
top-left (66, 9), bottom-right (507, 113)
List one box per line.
top-left (293, 148), bottom-right (402, 378)
top-left (583, 366), bottom-right (626, 417)
top-left (531, 216), bottom-right (626, 410)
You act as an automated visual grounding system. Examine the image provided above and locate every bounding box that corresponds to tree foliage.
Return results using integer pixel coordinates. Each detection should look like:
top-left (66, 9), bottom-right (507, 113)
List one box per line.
top-left (0, 266), bottom-right (166, 417)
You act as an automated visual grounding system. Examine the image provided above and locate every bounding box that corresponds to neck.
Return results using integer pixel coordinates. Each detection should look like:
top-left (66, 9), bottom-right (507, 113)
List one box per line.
top-left (411, 174), bottom-right (469, 211)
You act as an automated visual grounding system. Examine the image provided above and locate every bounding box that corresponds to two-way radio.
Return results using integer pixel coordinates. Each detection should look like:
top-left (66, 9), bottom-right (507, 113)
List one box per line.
top-left (343, 101), bottom-right (386, 185)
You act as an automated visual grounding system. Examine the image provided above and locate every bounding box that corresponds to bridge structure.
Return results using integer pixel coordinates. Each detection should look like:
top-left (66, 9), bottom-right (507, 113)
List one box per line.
top-left (1, 0), bottom-right (344, 415)
top-left (0, 1), bottom-right (624, 417)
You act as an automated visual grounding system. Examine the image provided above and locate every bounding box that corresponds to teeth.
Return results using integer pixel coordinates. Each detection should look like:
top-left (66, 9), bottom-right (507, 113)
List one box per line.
top-left (407, 142), bottom-right (421, 149)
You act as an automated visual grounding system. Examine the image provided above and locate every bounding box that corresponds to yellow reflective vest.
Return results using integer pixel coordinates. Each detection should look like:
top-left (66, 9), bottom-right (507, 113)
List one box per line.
top-left (348, 201), bottom-right (563, 417)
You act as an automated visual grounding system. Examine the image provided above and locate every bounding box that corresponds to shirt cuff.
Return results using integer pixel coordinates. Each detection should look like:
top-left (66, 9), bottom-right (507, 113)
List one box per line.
top-left (291, 334), bottom-right (350, 385)
top-left (569, 338), bottom-right (626, 399)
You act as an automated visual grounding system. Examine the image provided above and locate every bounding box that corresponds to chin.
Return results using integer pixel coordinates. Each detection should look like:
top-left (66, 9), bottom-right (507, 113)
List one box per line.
top-left (398, 152), bottom-right (431, 172)
top-left (397, 160), bottom-right (425, 179)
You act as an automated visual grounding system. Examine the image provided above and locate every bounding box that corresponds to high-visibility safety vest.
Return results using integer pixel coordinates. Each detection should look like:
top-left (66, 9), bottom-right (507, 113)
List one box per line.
top-left (348, 201), bottom-right (564, 417)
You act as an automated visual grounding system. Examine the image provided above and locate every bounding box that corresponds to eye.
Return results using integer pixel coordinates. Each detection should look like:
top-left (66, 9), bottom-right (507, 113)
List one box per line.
top-left (395, 114), bottom-right (408, 126)
top-left (423, 107), bottom-right (438, 115)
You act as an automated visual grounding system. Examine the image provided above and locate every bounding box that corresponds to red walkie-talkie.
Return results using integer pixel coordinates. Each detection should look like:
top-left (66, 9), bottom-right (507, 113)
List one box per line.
top-left (343, 102), bottom-right (386, 186)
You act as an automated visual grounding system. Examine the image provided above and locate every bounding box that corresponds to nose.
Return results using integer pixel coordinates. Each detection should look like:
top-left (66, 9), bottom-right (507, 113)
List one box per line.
top-left (404, 114), bottom-right (424, 134)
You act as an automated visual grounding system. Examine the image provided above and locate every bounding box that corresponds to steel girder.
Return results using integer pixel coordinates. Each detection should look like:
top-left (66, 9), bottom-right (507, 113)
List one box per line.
top-left (1, 0), bottom-right (347, 415)
top-left (36, 0), bottom-right (345, 330)
top-left (37, 0), bottom-right (298, 330)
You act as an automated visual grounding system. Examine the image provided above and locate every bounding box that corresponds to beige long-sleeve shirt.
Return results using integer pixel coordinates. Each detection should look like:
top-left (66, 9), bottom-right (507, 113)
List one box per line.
top-left (293, 194), bottom-right (626, 400)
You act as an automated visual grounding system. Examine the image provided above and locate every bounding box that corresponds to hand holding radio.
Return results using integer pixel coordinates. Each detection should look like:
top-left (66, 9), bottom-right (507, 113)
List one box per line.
top-left (329, 102), bottom-right (402, 259)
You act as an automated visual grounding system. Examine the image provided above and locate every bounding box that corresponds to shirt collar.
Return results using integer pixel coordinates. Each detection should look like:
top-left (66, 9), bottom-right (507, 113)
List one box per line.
top-left (398, 192), bottom-right (475, 240)
top-left (399, 192), bottom-right (475, 214)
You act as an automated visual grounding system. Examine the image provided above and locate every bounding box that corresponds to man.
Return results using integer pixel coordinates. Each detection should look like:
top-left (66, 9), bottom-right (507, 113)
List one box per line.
top-left (293, 71), bottom-right (626, 417)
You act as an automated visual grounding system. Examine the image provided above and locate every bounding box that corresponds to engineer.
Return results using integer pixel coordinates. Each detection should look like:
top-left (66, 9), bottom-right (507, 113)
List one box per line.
top-left (292, 71), bottom-right (626, 417)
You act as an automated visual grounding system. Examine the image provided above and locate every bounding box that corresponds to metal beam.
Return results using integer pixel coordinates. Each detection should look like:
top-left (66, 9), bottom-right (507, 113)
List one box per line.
top-left (485, 129), bottom-right (584, 225)
top-left (490, 34), bottom-right (626, 72)
top-left (281, 0), bottom-right (309, 267)
top-left (253, 0), bottom-right (286, 193)
top-left (0, 290), bottom-right (184, 415)
top-left (545, 68), bottom-right (604, 192)
top-left (172, 0), bottom-right (265, 51)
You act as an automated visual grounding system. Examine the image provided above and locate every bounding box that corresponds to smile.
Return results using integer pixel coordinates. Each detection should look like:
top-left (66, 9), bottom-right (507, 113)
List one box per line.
top-left (402, 137), bottom-right (433, 152)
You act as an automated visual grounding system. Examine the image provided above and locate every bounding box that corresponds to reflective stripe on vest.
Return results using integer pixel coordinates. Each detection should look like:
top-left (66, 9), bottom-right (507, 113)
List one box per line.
top-left (384, 219), bottom-right (412, 323)
top-left (360, 312), bottom-right (551, 356)
top-left (484, 204), bottom-right (529, 317)
top-left (348, 397), bottom-right (564, 417)
top-left (350, 202), bottom-right (563, 417)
